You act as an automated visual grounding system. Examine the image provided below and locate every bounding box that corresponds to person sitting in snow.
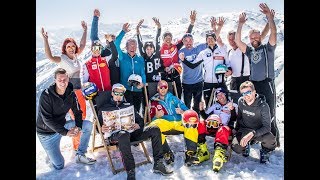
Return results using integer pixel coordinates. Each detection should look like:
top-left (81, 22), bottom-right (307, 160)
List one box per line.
top-left (36, 68), bottom-right (96, 170)
top-left (231, 81), bottom-right (277, 164)
top-left (149, 80), bottom-right (200, 166)
top-left (198, 87), bottom-right (238, 172)
top-left (98, 83), bottom-right (173, 179)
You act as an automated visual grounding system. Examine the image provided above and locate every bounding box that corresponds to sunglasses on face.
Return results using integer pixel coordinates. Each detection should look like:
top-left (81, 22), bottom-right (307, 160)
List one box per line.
top-left (206, 120), bottom-right (220, 128)
top-left (241, 90), bottom-right (252, 97)
top-left (92, 45), bottom-right (102, 52)
top-left (113, 91), bottom-right (124, 96)
top-left (184, 123), bottom-right (198, 128)
top-left (158, 85), bottom-right (168, 90)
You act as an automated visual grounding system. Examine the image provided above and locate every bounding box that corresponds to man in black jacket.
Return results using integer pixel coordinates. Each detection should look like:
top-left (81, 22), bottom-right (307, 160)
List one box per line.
top-left (36, 68), bottom-right (96, 170)
top-left (231, 81), bottom-right (277, 163)
top-left (99, 83), bottom-right (172, 180)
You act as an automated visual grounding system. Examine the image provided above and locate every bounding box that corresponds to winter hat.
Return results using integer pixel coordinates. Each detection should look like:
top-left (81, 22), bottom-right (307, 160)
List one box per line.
top-left (215, 87), bottom-right (228, 99)
top-left (112, 83), bottom-right (126, 92)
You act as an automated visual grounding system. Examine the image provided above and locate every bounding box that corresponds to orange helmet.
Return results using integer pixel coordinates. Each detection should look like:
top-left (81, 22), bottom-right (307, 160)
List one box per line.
top-left (205, 114), bottom-right (222, 129)
top-left (182, 110), bottom-right (199, 124)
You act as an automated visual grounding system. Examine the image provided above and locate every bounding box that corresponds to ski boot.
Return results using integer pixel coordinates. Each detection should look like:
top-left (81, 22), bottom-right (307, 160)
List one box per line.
top-left (212, 146), bottom-right (227, 172)
top-left (163, 150), bottom-right (175, 165)
top-left (260, 148), bottom-right (272, 163)
top-left (196, 143), bottom-right (210, 163)
top-left (153, 159), bottom-right (173, 176)
top-left (185, 150), bottom-right (200, 166)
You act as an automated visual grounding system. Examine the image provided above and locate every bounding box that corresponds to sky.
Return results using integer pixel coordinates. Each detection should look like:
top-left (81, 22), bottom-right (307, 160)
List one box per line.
top-left (36, 0), bottom-right (284, 28)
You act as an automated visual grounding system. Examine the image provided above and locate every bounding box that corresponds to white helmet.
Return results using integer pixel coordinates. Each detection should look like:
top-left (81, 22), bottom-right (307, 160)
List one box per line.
top-left (128, 74), bottom-right (142, 87)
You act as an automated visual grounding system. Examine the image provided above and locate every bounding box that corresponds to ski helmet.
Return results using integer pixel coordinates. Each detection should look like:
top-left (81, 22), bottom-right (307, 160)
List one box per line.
top-left (205, 114), bottom-right (222, 129)
top-left (214, 64), bottom-right (228, 74)
top-left (82, 82), bottom-right (98, 100)
top-left (182, 109), bottom-right (199, 125)
top-left (128, 74), bottom-right (142, 87)
top-left (91, 40), bottom-right (103, 53)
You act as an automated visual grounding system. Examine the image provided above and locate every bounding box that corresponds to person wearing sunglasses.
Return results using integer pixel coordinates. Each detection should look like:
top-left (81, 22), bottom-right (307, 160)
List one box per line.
top-left (159, 10), bottom-right (197, 99)
top-left (231, 81), bottom-right (277, 164)
top-left (234, 3), bottom-right (280, 147)
top-left (149, 80), bottom-right (200, 166)
top-left (197, 87), bottom-right (238, 172)
top-left (98, 83), bottom-right (173, 179)
top-left (90, 9), bottom-right (120, 86)
top-left (80, 37), bottom-right (118, 92)
top-left (41, 21), bottom-right (88, 151)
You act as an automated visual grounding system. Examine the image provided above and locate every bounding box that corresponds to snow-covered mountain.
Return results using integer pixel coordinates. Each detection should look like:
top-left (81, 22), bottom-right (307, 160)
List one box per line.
top-left (36, 11), bottom-right (284, 179)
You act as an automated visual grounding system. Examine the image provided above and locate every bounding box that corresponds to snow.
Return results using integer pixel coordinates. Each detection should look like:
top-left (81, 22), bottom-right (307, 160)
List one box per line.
top-left (36, 11), bottom-right (284, 180)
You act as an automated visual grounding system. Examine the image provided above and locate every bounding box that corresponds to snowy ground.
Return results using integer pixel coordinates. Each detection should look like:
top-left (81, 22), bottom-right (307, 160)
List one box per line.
top-left (36, 105), bottom-right (284, 180)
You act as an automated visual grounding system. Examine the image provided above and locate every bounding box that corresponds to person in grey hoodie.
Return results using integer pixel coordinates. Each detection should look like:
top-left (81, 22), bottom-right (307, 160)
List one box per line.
top-left (231, 81), bottom-right (276, 164)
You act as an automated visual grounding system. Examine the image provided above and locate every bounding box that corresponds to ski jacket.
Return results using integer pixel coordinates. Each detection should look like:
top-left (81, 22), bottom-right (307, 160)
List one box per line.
top-left (160, 24), bottom-right (194, 68)
top-left (236, 94), bottom-right (271, 137)
top-left (245, 42), bottom-right (276, 81)
top-left (81, 41), bottom-right (119, 91)
top-left (200, 100), bottom-right (238, 127)
top-left (196, 44), bottom-right (230, 83)
top-left (36, 83), bottom-right (82, 135)
top-left (179, 43), bottom-right (207, 84)
top-left (96, 91), bottom-right (145, 136)
top-left (150, 92), bottom-right (188, 121)
top-left (115, 30), bottom-right (146, 92)
top-left (137, 28), bottom-right (164, 82)
top-left (90, 15), bottom-right (112, 57)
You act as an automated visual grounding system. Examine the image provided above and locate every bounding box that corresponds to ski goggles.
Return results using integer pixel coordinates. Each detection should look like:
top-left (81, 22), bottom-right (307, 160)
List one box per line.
top-left (113, 91), bottom-right (124, 96)
top-left (241, 90), bottom-right (252, 97)
top-left (92, 45), bottom-right (102, 52)
top-left (206, 120), bottom-right (220, 128)
top-left (184, 123), bottom-right (198, 128)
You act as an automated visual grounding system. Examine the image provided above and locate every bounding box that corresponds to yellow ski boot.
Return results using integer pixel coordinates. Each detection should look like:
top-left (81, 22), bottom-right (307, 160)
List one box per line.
top-left (196, 143), bottom-right (210, 163)
top-left (212, 146), bottom-right (227, 172)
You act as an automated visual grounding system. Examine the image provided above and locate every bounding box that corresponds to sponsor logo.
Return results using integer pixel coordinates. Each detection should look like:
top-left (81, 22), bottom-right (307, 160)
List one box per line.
top-left (243, 109), bottom-right (255, 116)
top-left (99, 63), bottom-right (106, 67)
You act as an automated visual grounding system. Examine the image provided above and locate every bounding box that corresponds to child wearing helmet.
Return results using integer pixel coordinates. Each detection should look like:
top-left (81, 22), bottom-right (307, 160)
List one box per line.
top-left (197, 87), bottom-right (238, 172)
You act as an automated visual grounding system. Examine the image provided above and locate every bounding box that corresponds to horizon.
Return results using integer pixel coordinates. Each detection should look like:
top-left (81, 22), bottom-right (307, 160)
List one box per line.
top-left (36, 0), bottom-right (284, 29)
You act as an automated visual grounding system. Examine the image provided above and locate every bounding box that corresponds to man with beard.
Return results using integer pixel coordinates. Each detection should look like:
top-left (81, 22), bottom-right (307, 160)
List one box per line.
top-left (234, 3), bottom-right (280, 147)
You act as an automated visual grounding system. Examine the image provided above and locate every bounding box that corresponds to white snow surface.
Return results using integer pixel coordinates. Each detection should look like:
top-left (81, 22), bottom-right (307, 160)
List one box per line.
top-left (36, 11), bottom-right (284, 179)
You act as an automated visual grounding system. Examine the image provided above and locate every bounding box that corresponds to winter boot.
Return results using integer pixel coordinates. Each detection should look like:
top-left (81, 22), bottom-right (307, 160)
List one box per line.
top-left (212, 146), bottom-right (227, 172)
top-left (196, 143), bottom-right (210, 163)
top-left (163, 151), bottom-right (175, 165)
top-left (127, 169), bottom-right (135, 180)
top-left (260, 148), bottom-right (272, 163)
top-left (185, 150), bottom-right (200, 166)
top-left (242, 143), bottom-right (250, 157)
top-left (153, 159), bottom-right (173, 176)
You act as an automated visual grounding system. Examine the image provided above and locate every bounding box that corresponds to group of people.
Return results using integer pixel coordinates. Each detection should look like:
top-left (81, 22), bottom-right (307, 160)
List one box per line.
top-left (36, 3), bottom-right (280, 179)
